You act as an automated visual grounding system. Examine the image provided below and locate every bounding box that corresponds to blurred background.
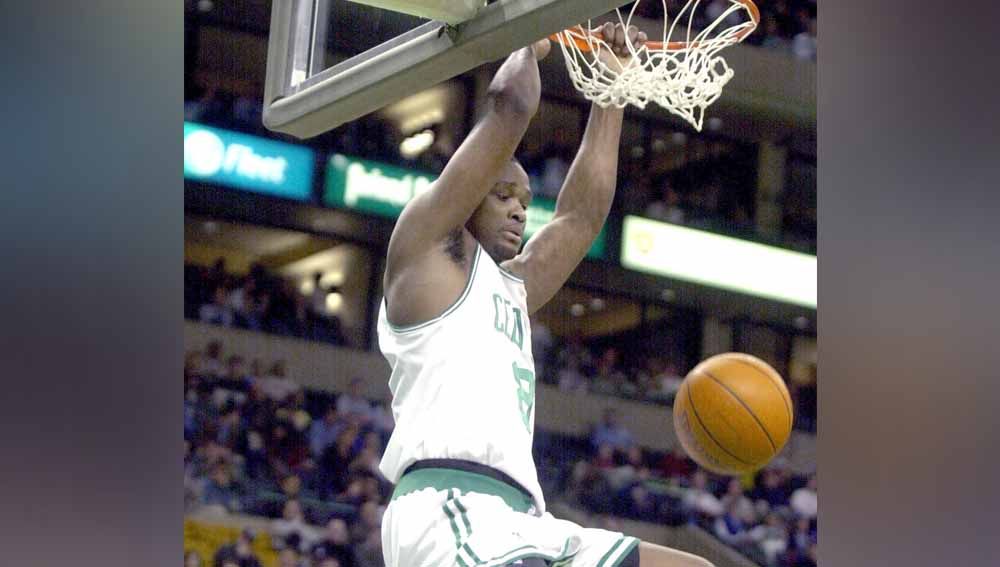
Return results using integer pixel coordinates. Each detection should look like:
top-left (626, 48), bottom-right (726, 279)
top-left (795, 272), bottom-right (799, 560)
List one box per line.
top-left (183, 1), bottom-right (816, 566)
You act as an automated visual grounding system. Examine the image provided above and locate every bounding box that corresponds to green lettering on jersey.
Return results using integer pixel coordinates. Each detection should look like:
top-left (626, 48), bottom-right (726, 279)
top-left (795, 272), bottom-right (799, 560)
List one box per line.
top-left (510, 307), bottom-right (524, 350)
top-left (491, 293), bottom-right (525, 350)
top-left (492, 294), bottom-right (505, 332)
top-left (511, 362), bottom-right (535, 433)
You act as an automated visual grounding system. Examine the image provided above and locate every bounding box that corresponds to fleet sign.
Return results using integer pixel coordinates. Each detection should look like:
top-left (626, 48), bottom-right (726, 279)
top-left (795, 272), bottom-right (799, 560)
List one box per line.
top-left (183, 122), bottom-right (314, 200)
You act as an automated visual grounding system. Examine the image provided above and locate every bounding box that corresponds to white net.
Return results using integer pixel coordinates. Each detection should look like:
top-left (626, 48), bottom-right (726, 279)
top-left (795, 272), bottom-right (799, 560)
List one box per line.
top-left (553, 0), bottom-right (758, 131)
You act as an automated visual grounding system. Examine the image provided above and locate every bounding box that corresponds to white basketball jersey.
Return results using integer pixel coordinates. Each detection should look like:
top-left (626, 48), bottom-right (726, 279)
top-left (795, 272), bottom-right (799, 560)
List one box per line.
top-left (377, 243), bottom-right (544, 513)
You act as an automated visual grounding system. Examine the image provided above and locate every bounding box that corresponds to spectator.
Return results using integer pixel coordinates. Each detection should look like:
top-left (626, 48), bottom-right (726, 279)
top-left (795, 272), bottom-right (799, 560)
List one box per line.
top-left (204, 258), bottom-right (229, 294)
top-left (212, 528), bottom-right (262, 567)
top-left (590, 348), bottom-right (633, 397)
top-left (353, 525), bottom-right (385, 567)
top-left (271, 499), bottom-right (319, 553)
top-left (223, 355), bottom-right (249, 384)
top-left (247, 359), bottom-right (266, 383)
top-left (713, 500), bottom-right (756, 550)
top-left (790, 475), bottom-right (817, 519)
top-left (335, 475), bottom-right (368, 508)
top-left (687, 181), bottom-right (724, 229)
top-left (788, 516), bottom-right (817, 566)
top-left (336, 379), bottom-right (372, 425)
top-left (760, 14), bottom-right (791, 52)
top-left (350, 500), bottom-right (384, 544)
top-left (791, 5), bottom-right (817, 60)
top-left (605, 445), bottom-right (649, 492)
top-left (593, 443), bottom-right (616, 470)
top-left (625, 484), bottom-right (658, 522)
top-left (720, 478), bottom-right (756, 522)
top-left (258, 361), bottom-right (300, 403)
top-left (184, 442), bottom-right (202, 510)
top-left (276, 547), bottom-right (307, 567)
top-left (706, 0), bottom-right (743, 27)
top-left (216, 402), bottom-right (244, 450)
top-left (644, 183), bottom-right (685, 225)
top-left (199, 340), bottom-right (226, 378)
top-left (683, 469), bottom-right (724, 519)
top-left (795, 542), bottom-right (818, 567)
top-left (186, 351), bottom-right (204, 381)
top-left (184, 550), bottom-right (203, 567)
top-left (618, 174), bottom-right (652, 216)
top-left (658, 444), bottom-right (696, 481)
top-left (348, 443), bottom-right (384, 480)
top-left (311, 518), bottom-right (357, 567)
top-left (233, 93), bottom-right (263, 127)
top-left (309, 405), bottom-right (346, 459)
top-left (536, 129), bottom-right (574, 198)
top-left (793, 365), bottom-right (817, 432)
top-left (752, 468), bottom-right (790, 509)
top-left (591, 408), bottom-right (635, 453)
top-left (633, 357), bottom-right (663, 401)
top-left (556, 335), bottom-right (594, 374)
top-left (230, 277), bottom-right (270, 331)
top-left (748, 512), bottom-right (788, 567)
top-left (200, 286), bottom-right (235, 327)
top-left (319, 425), bottom-right (361, 496)
top-left (243, 429), bottom-right (269, 481)
top-left (769, 0), bottom-right (796, 37)
top-left (268, 422), bottom-right (310, 479)
top-left (306, 272), bottom-right (344, 343)
top-left (201, 460), bottom-right (243, 513)
top-left (728, 204), bottom-right (754, 234)
top-left (655, 362), bottom-right (685, 401)
top-left (279, 474), bottom-right (314, 505)
top-left (369, 401), bottom-right (395, 438)
top-left (557, 359), bottom-right (589, 393)
top-left (531, 320), bottom-right (555, 381)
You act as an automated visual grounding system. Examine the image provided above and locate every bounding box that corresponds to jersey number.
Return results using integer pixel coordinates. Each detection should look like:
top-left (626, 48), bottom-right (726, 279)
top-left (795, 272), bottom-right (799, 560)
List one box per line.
top-left (512, 362), bottom-right (535, 433)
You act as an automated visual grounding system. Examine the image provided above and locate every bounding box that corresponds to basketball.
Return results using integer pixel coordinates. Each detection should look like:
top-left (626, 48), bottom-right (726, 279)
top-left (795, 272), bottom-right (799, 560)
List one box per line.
top-left (673, 353), bottom-right (793, 476)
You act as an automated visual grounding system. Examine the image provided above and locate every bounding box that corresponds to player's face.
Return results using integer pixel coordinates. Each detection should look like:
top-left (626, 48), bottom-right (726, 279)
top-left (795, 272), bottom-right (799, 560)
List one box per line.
top-left (468, 161), bottom-right (532, 262)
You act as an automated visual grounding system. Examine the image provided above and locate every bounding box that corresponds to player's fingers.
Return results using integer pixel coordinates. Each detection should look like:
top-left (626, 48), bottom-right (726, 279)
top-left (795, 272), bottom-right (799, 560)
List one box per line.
top-left (627, 25), bottom-right (638, 48)
top-left (608, 23), bottom-right (624, 55)
top-left (531, 37), bottom-right (551, 60)
top-left (602, 21), bottom-right (615, 45)
top-left (637, 30), bottom-right (648, 48)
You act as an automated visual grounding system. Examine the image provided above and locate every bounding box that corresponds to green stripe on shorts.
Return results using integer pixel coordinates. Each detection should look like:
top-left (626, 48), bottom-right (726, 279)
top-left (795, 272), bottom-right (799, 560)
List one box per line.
top-left (392, 467), bottom-right (534, 513)
top-left (597, 537), bottom-right (640, 567)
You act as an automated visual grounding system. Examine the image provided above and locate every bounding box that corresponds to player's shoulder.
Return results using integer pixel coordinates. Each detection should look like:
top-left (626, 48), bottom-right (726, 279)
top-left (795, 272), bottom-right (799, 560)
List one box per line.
top-left (498, 253), bottom-right (529, 283)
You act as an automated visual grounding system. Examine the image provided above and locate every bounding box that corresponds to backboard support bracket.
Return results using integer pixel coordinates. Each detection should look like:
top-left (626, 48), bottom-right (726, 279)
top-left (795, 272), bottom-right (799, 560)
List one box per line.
top-left (263, 0), bottom-right (632, 139)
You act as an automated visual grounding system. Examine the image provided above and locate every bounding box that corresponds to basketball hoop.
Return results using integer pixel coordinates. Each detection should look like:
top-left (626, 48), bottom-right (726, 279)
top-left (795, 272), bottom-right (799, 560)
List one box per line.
top-left (550, 0), bottom-right (759, 131)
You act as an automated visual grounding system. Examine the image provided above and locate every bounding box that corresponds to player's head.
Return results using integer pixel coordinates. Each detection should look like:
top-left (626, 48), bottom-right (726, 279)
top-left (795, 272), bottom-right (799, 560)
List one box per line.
top-left (467, 158), bottom-right (532, 262)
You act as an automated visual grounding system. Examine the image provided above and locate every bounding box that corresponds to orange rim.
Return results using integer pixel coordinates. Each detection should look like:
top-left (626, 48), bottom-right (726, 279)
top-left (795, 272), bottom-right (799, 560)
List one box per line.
top-left (549, 0), bottom-right (759, 52)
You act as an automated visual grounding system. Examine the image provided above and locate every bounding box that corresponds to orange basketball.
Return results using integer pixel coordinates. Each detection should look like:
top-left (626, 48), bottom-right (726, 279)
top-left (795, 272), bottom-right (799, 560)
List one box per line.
top-left (672, 353), bottom-right (793, 476)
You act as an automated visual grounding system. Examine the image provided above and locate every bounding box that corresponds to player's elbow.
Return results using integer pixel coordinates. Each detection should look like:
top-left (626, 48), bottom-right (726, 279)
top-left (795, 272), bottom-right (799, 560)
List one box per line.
top-left (487, 82), bottom-right (538, 122)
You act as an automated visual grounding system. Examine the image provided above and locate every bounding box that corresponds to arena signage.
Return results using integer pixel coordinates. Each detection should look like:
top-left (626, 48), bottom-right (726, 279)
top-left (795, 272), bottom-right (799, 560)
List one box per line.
top-left (183, 122), bottom-right (314, 200)
top-left (620, 215), bottom-right (816, 308)
top-left (324, 154), bottom-right (606, 259)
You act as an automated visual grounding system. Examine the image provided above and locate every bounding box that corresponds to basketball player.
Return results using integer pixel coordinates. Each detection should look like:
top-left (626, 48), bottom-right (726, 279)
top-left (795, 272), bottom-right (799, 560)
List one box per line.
top-left (377, 22), bottom-right (714, 567)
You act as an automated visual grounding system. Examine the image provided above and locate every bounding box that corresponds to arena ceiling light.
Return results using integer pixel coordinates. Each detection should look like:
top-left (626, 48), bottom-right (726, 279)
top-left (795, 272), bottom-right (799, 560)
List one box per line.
top-left (621, 215), bottom-right (816, 308)
top-left (399, 129), bottom-right (435, 158)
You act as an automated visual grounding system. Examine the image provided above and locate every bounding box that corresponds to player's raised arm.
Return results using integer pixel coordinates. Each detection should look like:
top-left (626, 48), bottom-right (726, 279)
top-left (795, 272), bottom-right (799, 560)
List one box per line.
top-left (385, 41), bottom-right (549, 276)
top-left (504, 23), bottom-right (646, 314)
